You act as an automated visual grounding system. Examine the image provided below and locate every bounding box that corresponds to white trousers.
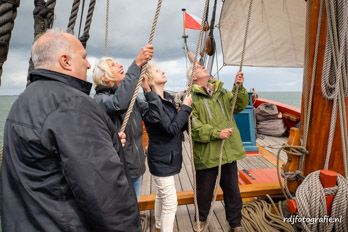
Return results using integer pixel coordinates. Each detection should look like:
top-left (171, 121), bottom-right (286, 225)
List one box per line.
top-left (153, 175), bottom-right (178, 232)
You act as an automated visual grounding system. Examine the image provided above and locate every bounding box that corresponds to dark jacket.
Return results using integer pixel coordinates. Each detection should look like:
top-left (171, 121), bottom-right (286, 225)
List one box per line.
top-left (143, 91), bottom-right (192, 177)
top-left (94, 62), bottom-right (147, 179)
top-left (1, 69), bottom-right (141, 232)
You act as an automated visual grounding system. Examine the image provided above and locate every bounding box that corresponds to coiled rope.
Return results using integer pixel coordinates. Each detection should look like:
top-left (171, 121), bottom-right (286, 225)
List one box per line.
top-left (321, 0), bottom-right (348, 176)
top-left (241, 195), bottom-right (295, 232)
top-left (0, 0), bottom-right (20, 85)
top-left (120, 0), bottom-right (163, 133)
top-left (296, 171), bottom-right (348, 232)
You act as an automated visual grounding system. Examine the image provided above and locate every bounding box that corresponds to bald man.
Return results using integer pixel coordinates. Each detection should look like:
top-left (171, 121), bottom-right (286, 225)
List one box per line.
top-left (1, 29), bottom-right (141, 232)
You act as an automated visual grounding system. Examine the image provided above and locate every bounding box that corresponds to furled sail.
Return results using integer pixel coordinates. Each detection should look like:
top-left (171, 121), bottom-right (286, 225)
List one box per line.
top-left (220, 0), bottom-right (306, 68)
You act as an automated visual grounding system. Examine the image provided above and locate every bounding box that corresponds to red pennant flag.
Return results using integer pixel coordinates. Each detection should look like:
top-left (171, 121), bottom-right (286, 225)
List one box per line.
top-left (184, 11), bottom-right (201, 30)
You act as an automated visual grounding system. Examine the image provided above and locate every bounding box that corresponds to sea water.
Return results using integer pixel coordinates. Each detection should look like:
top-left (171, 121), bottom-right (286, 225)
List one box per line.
top-left (0, 92), bottom-right (301, 146)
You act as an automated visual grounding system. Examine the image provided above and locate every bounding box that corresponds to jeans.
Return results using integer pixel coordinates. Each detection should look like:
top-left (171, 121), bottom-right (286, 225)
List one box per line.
top-left (196, 161), bottom-right (242, 227)
top-left (153, 175), bottom-right (178, 232)
top-left (132, 176), bottom-right (143, 201)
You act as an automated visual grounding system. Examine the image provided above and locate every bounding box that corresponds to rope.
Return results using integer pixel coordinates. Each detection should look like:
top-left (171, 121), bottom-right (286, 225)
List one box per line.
top-left (296, 171), bottom-right (348, 232)
top-left (120, 0), bottom-right (163, 133)
top-left (77, 0), bottom-right (85, 37)
top-left (276, 144), bottom-right (307, 199)
top-left (33, 0), bottom-right (55, 39)
top-left (104, 0), bottom-right (110, 56)
top-left (27, 0), bottom-right (56, 79)
top-left (321, 0), bottom-right (348, 176)
top-left (79, 0), bottom-right (96, 48)
top-left (183, 0), bottom-right (210, 229)
top-left (300, 0), bottom-right (319, 173)
top-left (241, 196), bottom-right (295, 232)
top-left (198, 1), bottom-right (254, 231)
top-left (67, 0), bottom-right (81, 34)
top-left (0, 145), bottom-right (3, 171)
top-left (0, 0), bottom-right (20, 85)
top-left (45, 0), bottom-right (56, 29)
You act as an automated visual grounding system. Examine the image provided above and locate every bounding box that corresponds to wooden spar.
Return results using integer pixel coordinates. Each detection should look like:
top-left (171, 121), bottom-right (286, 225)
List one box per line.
top-left (138, 182), bottom-right (282, 211)
top-left (301, 0), bottom-right (347, 176)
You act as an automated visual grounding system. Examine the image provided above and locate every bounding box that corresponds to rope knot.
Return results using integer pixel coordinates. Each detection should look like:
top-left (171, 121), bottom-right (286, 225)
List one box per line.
top-left (323, 186), bottom-right (338, 196)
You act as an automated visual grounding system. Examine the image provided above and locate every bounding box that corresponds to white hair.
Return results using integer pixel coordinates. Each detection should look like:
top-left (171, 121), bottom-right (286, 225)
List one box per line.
top-left (187, 65), bottom-right (196, 83)
top-left (142, 62), bottom-right (157, 87)
top-left (92, 57), bottom-right (117, 86)
top-left (31, 28), bottom-right (72, 69)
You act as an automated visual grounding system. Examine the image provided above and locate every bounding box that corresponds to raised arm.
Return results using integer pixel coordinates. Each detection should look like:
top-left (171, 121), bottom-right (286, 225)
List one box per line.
top-left (96, 44), bottom-right (154, 113)
top-left (143, 92), bottom-right (192, 136)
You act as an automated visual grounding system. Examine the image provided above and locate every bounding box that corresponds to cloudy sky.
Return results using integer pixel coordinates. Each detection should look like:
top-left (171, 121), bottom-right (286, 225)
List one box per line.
top-left (0, 0), bottom-right (303, 95)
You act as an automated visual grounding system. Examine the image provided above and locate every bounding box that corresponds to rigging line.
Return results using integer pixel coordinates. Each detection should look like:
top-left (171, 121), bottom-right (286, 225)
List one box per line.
top-left (214, 43), bottom-right (220, 80)
top-left (302, 0), bottom-right (319, 147)
top-left (0, 0), bottom-right (20, 85)
top-left (184, 0), bottom-right (210, 230)
top-left (78, 0), bottom-right (85, 38)
top-left (79, 0), bottom-right (96, 48)
top-left (322, 0), bottom-right (348, 172)
top-left (202, 1), bottom-right (254, 231)
top-left (67, 0), bottom-right (81, 34)
top-left (46, 0), bottom-right (57, 28)
top-left (120, 0), bottom-right (163, 133)
top-left (104, 0), bottom-right (110, 56)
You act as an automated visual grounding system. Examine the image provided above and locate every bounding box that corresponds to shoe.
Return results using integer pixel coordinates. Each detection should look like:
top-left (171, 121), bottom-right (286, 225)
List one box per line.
top-left (155, 228), bottom-right (160, 232)
top-left (230, 226), bottom-right (244, 232)
top-left (193, 221), bottom-right (207, 232)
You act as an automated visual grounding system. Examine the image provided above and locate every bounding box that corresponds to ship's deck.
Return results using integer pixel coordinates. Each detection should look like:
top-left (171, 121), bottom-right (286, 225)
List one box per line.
top-left (140, 134), bottom-right (288, 232)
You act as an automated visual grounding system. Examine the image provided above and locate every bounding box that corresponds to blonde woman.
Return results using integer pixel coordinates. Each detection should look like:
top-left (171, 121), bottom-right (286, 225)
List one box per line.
top-left (141, 63), bottom-right (192, 232)
top-left (93, 44), bottom-right (153, 201)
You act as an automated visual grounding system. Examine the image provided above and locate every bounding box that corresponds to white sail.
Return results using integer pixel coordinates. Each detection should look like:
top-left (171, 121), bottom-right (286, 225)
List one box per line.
top-left (220, 0), bottom-right (306, 68)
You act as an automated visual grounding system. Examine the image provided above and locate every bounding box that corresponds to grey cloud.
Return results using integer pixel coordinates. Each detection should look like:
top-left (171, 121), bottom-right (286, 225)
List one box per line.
top-left (1, 0), bottom-right (303, 95)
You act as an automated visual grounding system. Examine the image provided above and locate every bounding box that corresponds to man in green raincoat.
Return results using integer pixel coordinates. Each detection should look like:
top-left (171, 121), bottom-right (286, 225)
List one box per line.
top-left (190, 64), bottom-right (248, 232)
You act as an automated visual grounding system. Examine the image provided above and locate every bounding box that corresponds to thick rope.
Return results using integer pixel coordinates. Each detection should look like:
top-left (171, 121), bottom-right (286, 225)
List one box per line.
top-left (27, 0), bottom-right (56, 79)
top-left (104, 0), bottom-right (110, 56)
top-left (45, 0), bottom-right (56, 28)
top-left (321, 0), bottom-right (348, 176)
top-left (79, 0), bottom-right (96, 48)
top-left (120, 0), bottom-right (163, 133)
top-left (77, 0), bottom-right (85, 37)
top-left (296, 171), bottom-right (348, 232)
top-left (0, 0), bottom-right (20, 85)
top-left (67, 0), bottom-right (81, 34)
top-left (33, 0), bottom-right (56, 39)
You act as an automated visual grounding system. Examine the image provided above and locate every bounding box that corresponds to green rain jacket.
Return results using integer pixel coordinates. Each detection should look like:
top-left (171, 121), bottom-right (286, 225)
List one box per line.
top-left (191, 80), bottom-right (249, 170)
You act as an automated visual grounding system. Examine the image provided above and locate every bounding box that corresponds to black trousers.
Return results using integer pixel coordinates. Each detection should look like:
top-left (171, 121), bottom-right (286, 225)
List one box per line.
top-left (196, 161), bottom-right (242, 227)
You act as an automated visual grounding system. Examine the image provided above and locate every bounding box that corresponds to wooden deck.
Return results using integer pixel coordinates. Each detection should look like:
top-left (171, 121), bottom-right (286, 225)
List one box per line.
top-left (140, 134), bottom-right (288, 232)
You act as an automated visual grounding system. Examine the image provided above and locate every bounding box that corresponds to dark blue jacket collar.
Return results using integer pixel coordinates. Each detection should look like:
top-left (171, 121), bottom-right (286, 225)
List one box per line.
top-left (29, 69), bottom-right (92, 95)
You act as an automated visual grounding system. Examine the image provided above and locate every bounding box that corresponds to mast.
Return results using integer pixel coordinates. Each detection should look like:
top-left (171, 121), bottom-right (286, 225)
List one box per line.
top-left (301, 0), bottom-right (347, 176)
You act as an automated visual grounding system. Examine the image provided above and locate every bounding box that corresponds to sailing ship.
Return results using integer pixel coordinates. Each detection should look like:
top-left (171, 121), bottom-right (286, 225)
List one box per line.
top-left (0, 0), bottom-right (347, 231)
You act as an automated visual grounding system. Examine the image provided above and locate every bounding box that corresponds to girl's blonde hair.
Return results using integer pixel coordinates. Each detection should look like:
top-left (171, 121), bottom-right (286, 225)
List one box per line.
top-left (92, 57), bottom-right (116, 86)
